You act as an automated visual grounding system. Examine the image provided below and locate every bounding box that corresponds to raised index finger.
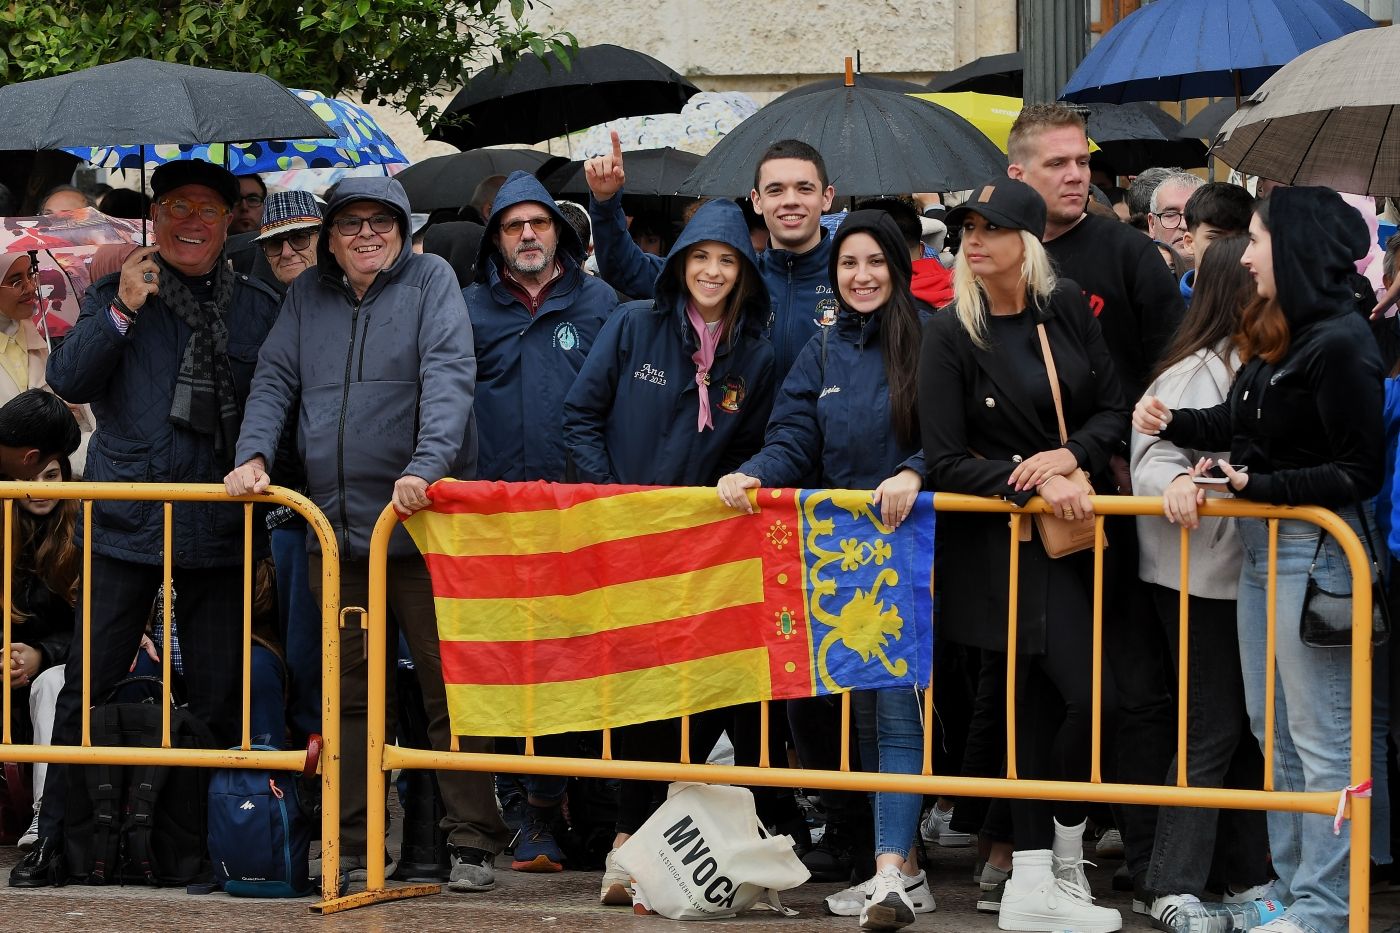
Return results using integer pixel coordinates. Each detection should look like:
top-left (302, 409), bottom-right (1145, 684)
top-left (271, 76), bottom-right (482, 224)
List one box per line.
top-left (611, 129), bottom-right (623, 163)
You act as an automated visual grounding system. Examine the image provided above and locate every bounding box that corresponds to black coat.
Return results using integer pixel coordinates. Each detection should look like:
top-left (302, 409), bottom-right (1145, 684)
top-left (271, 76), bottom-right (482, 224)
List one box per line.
top-left (918, 281), bottom-right (1129, 654)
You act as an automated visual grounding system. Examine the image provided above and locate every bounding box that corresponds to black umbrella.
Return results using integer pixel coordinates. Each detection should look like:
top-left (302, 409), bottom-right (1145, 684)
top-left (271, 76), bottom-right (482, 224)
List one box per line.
top-left (1082, 102), bottom-right (1208, 173)
top-left (0, 58), bottom-right (332, 149)
top-left (543, 147), bottom-right (702, 200)
top-left (395, 149), bottom-right (568, 212)
top-left (927, 52), bottom-right (1024, 96)
top-left (678, 86), bottom-right (1007, 198)
top-left (1179, 98), bottom-right (1239, 141)
top-left (770, 74), bottom-right (927, 106)
top-left (430, 44), bottom-right (699, 150)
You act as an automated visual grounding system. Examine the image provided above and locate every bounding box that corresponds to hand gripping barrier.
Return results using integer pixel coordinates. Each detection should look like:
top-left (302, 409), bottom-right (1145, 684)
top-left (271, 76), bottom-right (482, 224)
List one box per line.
top-left (0, 482), bottom-right (345, 902)
top-left (319, 491), bottom-right (1374, 930)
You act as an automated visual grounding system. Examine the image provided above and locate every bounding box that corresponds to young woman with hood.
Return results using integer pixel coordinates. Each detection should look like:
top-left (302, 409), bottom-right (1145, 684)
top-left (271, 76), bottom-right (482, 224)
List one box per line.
top-left (919, 177), bottom-right (1129, 933)
top-left (1135, 187), bottom-right (1385, 933)
top-left (717, 210), bottom-right (932, 931)
top-left (562, 198), bottom-right (782, 907)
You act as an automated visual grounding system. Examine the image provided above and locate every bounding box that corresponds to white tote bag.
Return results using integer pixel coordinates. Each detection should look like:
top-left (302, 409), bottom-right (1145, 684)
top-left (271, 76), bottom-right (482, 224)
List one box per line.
top-left (616, 782), bottom-right (811, 920)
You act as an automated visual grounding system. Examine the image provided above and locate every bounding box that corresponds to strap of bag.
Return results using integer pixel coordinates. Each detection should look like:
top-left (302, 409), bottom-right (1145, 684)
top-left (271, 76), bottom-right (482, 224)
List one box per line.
top-left (127, 763), bottom-right (169, 885)
top-left (1035, 322), bottom-right (1070, 445)
top-left (87, 762), bottom-right (122, 884)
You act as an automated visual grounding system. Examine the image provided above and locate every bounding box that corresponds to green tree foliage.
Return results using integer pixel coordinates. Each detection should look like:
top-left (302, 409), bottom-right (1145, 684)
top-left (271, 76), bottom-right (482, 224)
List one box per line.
top-left (0, 0), bottom-right (574, 132)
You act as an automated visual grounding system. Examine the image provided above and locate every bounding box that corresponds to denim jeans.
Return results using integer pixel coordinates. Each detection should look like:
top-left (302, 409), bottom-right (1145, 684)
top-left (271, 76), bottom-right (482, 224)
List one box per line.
top-left (1374, 633), bottom-right (1393, 866)
top-left (1145, 585), bottom-right (1269, 897)
top-left (853, 687), bottom-right (924, 860)
top-left (1237, 513), bottom-right (1369, 933)
top-left (271, 524), bottom-right (321, 745)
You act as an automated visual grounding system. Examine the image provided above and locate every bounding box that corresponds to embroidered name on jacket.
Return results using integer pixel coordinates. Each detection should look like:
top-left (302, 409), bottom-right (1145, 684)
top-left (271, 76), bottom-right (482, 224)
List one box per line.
top-left (819, 385), bottom-right (841, 399)
top-left (634, 363), bottom-right (667, 385)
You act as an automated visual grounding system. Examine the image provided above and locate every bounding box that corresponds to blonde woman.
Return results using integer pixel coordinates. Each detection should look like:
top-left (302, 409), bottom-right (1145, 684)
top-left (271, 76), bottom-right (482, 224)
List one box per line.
top-left (918, 178), bottom-right (1129, 933)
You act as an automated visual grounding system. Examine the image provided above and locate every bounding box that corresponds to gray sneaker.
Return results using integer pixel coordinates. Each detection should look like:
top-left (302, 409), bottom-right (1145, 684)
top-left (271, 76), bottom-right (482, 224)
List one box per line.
top-left (340, 852), bottom-right (398, 883)
top-left (448, 845), bottom-right (497, 892)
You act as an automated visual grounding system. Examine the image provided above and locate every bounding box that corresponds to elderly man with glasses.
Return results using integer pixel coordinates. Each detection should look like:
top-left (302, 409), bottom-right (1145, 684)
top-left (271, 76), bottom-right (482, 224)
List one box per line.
top-left (225, 176), bottom-right (507, 891)
top-left (10, 159), bottom-right (281, 887)
top-left (1147, 171), bottom-right (1205, 270)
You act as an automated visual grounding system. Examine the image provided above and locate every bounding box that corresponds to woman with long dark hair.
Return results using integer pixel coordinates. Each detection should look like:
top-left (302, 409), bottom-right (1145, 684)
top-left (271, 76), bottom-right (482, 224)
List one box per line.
top-left (1135, 188), bottom-right (1385, 933)
top-left (718, 211), bottom-right (931, 930)
top-left (7, 455), bottom-right (77, 849)
top-left (1130, 235), bottom-right (1275, 924)
top-left (564, 197), bottom-right (781, 906)
top-left (919, 177), bottom-right (1129, 933)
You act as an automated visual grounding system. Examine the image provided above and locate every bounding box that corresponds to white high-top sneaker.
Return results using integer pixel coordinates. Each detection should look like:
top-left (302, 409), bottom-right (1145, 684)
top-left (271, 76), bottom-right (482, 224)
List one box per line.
top-left (998, 849), bottom-right (1123, 933)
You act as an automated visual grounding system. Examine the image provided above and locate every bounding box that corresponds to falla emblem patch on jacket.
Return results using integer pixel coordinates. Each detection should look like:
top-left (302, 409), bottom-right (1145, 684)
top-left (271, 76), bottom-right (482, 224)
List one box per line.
top-left (552, 322), bottom-right (580, 351)
top-left (816, 297), bottom-right (839, 326)
top-left (718, 375), bottom-right (747, 413)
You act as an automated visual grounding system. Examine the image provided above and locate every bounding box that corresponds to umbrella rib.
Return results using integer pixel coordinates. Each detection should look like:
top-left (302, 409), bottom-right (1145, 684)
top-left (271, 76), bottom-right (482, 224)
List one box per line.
top-left (1367, 105), bottom-right (1394, 196)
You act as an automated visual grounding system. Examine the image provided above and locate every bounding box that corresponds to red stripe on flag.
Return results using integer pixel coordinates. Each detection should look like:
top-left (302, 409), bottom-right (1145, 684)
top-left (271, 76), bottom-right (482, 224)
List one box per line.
top-left (422, 518), bottom-right (759, 599)
top-left (424, 480), bottom-right (654, 515)
top-left (439, 602), bottom-right (767, 685)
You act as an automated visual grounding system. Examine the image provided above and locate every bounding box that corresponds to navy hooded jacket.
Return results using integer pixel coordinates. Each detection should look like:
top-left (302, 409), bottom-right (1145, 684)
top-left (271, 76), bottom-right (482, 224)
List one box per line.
top-left (463, 171), bottom-right (618, 482)
top-left (738, 211), bottom-right (927, 490)
top-left (563, 199), bottom-right (776, 486)
top-left (589, 191), bottom-right (832, 379)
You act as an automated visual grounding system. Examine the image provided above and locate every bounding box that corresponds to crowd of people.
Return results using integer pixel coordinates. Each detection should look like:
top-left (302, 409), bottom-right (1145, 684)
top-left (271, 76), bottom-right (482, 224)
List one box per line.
top-left (0, 100), bottom-right (1397, 933)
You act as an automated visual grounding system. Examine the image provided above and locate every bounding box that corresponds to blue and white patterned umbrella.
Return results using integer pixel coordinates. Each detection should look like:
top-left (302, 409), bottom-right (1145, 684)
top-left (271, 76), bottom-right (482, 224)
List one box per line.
top-left (66, 89), bottom-right (407, 173)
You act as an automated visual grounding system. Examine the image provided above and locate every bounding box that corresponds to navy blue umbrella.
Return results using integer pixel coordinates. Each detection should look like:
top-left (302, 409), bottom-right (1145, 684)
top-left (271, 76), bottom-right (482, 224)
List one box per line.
top-left (1060, 0), bottom-right (1375, 104)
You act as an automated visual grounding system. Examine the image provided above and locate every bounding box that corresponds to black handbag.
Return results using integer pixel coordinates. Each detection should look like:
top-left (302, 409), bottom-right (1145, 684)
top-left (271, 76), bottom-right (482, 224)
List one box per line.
top-left (1299, 507), bottom-right (1391, 648)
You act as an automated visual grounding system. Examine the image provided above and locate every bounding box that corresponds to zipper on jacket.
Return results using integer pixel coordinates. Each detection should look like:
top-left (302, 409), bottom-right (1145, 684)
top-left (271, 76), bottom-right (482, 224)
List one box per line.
top-left (356, 309), bottom-right (372, 381)
top-left (337, 284), bottom-right (363, 554)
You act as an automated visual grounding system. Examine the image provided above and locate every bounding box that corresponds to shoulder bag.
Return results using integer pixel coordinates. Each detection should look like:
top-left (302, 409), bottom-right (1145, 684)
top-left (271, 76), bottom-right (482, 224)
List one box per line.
top-left (1033, 321), bottom-right (1103, 559)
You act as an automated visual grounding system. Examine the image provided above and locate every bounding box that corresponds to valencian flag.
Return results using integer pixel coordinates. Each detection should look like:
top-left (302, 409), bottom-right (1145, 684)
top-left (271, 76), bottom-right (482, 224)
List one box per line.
top-left (403, 481), bottom-right (935, 737)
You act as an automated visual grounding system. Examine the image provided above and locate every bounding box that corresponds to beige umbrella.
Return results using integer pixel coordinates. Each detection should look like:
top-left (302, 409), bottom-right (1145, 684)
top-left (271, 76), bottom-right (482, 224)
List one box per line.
top-left (1212, 24), bottom-right (1399, 196)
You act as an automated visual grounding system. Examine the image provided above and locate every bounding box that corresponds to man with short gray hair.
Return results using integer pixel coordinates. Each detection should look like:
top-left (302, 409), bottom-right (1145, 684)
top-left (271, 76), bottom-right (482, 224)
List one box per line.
top-left (1147, 172), bottom-right (1205, 266)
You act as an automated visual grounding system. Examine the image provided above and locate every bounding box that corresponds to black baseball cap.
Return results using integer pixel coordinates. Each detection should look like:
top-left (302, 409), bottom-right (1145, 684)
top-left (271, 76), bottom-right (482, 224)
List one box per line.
top-left (150, 159), bottom-right (241, 209)
top-left (945, 177), bottom-right (1047, 240)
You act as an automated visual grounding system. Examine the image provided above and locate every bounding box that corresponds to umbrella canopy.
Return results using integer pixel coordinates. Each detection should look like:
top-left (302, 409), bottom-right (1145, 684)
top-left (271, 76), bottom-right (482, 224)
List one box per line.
top-left (0, 58), bottom-right (332, 149)
top-left (394, 149), bottom-right (566, 213)
top-left (0, 208), bottom-right (147, 339)
top-left (567, 91), bottom-right (758, 158)
top-left (1060, 0), bottom-right (1375, 104)
top-left (770, 74), bottom-right (927, 105)
top-left (1179, 98), bottom-right (1240, 140)
top-left (1213, 24), bottom-right (1400, 196)
top-left (64, 89), bottom-right (407, 173)
top-left (678, 86), bottom-right (1007, 198)
top-left (430, 44), bottom-right (699, 150)
top-left (1082, 103), bottom-right (1208, 172)
top-left (926, 52), bottom-right (1025, 96)
top-left (544, 147), bottom-right (702, 200)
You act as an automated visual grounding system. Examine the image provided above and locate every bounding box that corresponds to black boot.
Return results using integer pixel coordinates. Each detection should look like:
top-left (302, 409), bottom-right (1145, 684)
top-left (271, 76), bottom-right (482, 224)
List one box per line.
top-left (9, 837), bottom-right (66, 888)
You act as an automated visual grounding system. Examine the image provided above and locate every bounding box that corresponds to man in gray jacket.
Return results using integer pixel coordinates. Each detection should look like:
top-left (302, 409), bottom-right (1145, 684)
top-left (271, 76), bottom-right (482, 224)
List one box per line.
top-left (225, 177), bottom-right (509, 890)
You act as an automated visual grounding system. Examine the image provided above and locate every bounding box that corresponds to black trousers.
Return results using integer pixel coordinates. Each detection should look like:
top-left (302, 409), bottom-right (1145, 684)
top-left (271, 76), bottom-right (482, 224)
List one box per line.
top-left (38, 554), bottom-right (246, 839)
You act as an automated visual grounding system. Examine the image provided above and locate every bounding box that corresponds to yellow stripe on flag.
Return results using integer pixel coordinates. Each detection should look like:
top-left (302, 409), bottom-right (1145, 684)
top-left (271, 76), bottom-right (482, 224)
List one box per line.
top-left (435, 558), bottom-right (764, 642)
top-left (411, 487), bottom-right (743, 557)
top-left (444, 648), bottom-right (772, 736)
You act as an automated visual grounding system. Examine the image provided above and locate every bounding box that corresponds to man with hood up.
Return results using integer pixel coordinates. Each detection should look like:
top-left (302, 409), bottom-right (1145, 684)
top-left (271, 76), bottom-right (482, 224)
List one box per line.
top-left (224, 177), bottom-right (510, 892)
top-left (460, 170), bottom-right (617, 873)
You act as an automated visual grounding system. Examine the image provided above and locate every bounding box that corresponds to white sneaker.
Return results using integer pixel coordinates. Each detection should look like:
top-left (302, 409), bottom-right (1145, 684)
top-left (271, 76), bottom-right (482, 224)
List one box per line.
top-left (825, 869), bottom-right (936, 916)
top-left (1150, 893), bottom-right (1225, 933)
top-left (17, 810), bottom-right (39, 851)
top-left (920, 802), bottom-right (972, 847)
top-left (1247, 918), bottom-right (1308, 933)
top-left (859, 865), bottom-right (918, 931)
top-left (600, 848), bottom-right (634, 906)
top-left (1095, 827), bottom-right (1124, 859)
top-left (1052, 853), bottom-right (1095, 895)
top-left (999, 876), bottom-right (1122, 933)
top-left (1223, 880), bottom-right (1280, 904)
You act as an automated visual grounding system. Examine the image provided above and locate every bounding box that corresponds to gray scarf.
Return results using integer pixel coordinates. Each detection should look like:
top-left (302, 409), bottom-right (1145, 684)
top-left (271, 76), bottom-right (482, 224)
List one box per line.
top-left (160, 257), bottom-right (240, 463)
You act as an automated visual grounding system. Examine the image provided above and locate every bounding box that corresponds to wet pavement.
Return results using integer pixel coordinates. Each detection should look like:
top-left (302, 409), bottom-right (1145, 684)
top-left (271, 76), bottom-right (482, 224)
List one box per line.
top-left (2, 838), bottom-right (1399, 931)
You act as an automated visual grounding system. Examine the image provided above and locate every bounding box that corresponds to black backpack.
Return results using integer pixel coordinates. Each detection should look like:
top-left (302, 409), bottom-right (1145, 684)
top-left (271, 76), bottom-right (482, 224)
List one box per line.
top-left (64, 677), bottom-right (216, 886)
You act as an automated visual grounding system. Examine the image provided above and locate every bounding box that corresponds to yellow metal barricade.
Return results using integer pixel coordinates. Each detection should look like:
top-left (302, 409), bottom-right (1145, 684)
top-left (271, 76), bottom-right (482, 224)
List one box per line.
top-left (325, 492), bottom-right (1374, 930)
top-left (0, 482), bottom-right (344, 902)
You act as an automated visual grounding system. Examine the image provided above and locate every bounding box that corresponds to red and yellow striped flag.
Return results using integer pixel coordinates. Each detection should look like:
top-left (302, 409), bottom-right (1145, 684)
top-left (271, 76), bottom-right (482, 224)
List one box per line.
top-left (404, 480), bottom-right (934, 736)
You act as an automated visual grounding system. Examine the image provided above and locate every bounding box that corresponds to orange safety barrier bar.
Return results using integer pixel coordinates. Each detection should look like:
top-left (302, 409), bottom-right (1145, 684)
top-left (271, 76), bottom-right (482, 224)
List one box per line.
top-left (318, 492), bottom-right (1373, 931)
top-left (0, 483), bottom-right (344, 902)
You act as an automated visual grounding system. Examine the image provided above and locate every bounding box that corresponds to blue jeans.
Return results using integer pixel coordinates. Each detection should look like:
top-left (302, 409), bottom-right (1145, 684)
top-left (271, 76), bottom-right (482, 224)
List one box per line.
top-left (854, 687), bottom-right (923, 860)
top-left (1237, 513), bottom-right (1370, 933)
top-left (271, 525), bottom-right (321, 744)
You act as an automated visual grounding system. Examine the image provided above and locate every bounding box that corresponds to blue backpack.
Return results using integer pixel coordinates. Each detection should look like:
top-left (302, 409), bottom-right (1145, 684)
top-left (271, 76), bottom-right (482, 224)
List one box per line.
top-left (207, 748), bottom-right (313, 897)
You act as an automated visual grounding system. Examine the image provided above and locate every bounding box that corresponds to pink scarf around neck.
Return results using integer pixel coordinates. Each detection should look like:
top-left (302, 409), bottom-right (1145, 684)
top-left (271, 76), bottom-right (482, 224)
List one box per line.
top-left (686, 300), bottom-right (722, 432)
